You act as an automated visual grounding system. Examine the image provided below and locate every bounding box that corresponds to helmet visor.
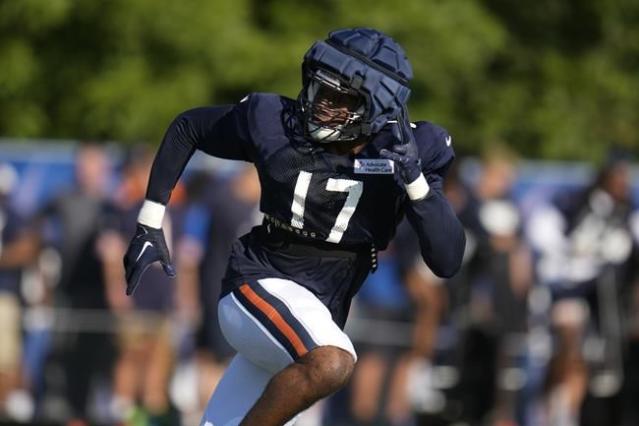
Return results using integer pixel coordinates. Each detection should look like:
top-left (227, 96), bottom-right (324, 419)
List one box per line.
top-left (306, 69), bottom-right (364, 129)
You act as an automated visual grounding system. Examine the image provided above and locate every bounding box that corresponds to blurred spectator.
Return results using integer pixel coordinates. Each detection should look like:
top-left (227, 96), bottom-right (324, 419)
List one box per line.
top-left (527, 153), bottom-right (637, 426)
top-left (345, 242), bottom-right (413, 426)
top-left (473, 148), bottom-right (532, 425)
top-left (36, 143), bottom-right (119, 425)
top-left (621, 276), bottom-right (639, 426)
top-left (104, 146), bottom-right (182, 425)
top-left (471, 147), bottom-right (531, 335)
top-left (323, 218), bottom-right (448, 426)
top-left (427, 148), bottom-right (532, 425)
top-left (0, 162), bottom-right (39, 421)
top-left (394, 219), bottom-right (449, 422)
top-left (167, 170), bottom-right (211, 423)
top-left (5, 140), bottom-right (639, 426)
top-left (190, 165), bottom-right (262, 410)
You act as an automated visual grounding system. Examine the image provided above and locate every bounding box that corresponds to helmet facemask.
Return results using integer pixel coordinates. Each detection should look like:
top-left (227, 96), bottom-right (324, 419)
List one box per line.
top-left (299, 68), bottom-right (366, 143)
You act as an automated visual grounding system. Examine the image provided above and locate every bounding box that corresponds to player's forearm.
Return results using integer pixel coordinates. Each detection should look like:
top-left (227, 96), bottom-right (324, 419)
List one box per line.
top-left (142, 106), bottom-right (246, 227)
top-left (405, 191), bottom-right (465, 278)
top-left (136, 114), bottom-right (198, 227)
top-left (145, 113), bottom-right (199, 207)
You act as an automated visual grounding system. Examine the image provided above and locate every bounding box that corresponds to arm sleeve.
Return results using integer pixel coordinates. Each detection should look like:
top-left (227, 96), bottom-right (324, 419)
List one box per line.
top-left (146, 102), bottom-right (254, 205)
top-left (404, 174), bottom-right (466, 278)
top-left (404, 123), bottom-right (465, 278)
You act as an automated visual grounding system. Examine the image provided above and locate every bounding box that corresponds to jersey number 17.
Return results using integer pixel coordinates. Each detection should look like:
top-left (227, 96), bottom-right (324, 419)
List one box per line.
top-left (290, 171), bottom-right (363, 244)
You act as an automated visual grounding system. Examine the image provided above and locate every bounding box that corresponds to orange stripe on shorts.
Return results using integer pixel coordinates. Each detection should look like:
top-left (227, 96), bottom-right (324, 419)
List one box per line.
top-left (238, 283), bottom-right (309, 357)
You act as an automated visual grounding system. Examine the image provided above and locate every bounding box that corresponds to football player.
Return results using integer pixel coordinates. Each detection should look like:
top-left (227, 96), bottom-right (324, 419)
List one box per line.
top-left (123, 28), bottom-right (466, 425)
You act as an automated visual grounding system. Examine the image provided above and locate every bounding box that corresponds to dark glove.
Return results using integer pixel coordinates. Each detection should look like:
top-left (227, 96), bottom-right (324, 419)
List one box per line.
top-left (380, 106), bottom-right (430, 200)
top-left (380, 105), bottom-right (422, 184)
top-left (123, 223), bottom-right (175, 295)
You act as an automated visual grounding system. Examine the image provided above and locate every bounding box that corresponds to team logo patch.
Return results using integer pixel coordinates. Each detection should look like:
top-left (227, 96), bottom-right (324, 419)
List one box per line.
top-left (353, 159), bottom-right (395, 174)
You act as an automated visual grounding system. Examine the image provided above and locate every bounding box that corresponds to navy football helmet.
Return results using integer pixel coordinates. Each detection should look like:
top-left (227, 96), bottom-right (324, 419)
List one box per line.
top-left (298, 28), bottom-right (413, 143)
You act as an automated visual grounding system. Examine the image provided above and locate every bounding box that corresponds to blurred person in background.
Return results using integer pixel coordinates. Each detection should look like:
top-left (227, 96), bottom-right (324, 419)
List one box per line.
top-left (621, 271), bottom-right (639, 426)
top-left (408, 157), bottom-right (481, 426)
top-left (186, 164), bottom-right (262, 411)
top-left (36, 143), bottom-right (120, 425)
top-left (337, 218), bottom-right (448, 426)
top-left (472, 148), bottom-right (532, 426)
top-left (170, 170), bottom-right (213, 420)
top-left (439, 148), bottom-right (532, 425)
top-left (0, 162), bottom-right (39, 421)
top-left (102, 145), bottom-right (187, 426)
top-left (395, 218), bottom-right (450, 423)
top-left (526, 153), bottom-right (637, 426)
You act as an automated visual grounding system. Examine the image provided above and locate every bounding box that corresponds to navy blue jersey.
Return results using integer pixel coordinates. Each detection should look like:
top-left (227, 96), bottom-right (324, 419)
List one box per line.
top-left (157, 93), bottom-right (453, 248)
top-left (146, 93), bottom-right (464, 324)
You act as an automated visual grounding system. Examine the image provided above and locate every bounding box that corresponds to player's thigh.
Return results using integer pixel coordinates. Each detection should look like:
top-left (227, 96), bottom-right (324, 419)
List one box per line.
top-left (218, 277), bottom-right (357, 374)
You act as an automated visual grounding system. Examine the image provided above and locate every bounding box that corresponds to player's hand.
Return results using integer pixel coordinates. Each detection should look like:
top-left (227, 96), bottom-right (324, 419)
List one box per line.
top-left (380, 106), bottom-right (430, 200)
top-left (123, 223), bottom-right (175, 296)
top-left (380, 105), bottom-right (422, 183)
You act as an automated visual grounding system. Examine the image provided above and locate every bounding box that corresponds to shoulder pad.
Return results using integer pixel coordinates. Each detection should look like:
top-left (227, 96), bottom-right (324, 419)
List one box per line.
top-left (234, 93), bottom-right (297, 157)
top-left (413, 121), bottom-right (455, 176)
top-left (238, 92), bottom-right (282, 104)
top-left (238, 92), bottom-right (291, 140)
top-left (239, 92), bottom-right (289, 109)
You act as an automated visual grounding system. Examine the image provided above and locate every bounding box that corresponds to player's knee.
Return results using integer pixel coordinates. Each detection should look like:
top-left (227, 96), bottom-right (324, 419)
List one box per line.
top-left (301, 346), bottom-right (355, 394)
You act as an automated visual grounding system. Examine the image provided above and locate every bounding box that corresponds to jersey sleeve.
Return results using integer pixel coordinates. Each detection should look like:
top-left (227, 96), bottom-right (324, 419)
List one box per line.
top-left (414, 122), bottom-right (455, 191)
top-left (146, 97), bottom-right (256, 205)
top-left (194, 96), bottom-right (256, 161)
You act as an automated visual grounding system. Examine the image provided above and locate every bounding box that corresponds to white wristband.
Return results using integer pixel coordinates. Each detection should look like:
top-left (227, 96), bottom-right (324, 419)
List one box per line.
top-left (405, 173), bottom-right (430, 201)
top-left (137, 200), bottom-right (166, 229)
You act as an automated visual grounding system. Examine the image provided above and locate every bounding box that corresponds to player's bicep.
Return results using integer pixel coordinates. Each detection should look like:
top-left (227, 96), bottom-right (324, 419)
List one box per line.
top-left (183, 103), bottom-right (255, 162)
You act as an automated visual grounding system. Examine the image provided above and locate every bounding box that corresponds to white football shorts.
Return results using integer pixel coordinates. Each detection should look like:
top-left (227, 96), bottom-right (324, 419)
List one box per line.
top-left (200, 277), bottom-right (357, 426)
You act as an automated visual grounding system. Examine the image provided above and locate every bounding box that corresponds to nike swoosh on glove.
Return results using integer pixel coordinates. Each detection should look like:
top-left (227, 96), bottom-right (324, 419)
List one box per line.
top-left (123, 223), bottom-right (176, 296)
top-left (380, 106), bottom-right (430, 201)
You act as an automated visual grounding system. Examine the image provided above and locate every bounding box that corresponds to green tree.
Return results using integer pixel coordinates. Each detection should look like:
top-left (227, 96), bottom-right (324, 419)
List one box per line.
top-left (1, 0), bottom-right (637, 160)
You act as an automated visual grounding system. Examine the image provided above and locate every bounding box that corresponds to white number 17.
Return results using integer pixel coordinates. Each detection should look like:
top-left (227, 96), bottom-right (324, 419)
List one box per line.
top-left (290, 171), bottom-right (363, 244)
